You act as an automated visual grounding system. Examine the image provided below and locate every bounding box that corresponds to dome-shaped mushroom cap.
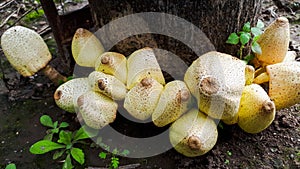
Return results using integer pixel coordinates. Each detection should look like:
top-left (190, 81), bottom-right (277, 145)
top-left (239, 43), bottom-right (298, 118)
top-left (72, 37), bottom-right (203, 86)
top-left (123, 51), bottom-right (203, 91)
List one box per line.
top-left (94, 52), bottom-right (127, 84)
top-left (169, 109), bottom-right (218, 157)
top-left (266, 62), bottom-right (300, 110)
top-left (1, 26), bottom-right (51, 76)
top-left (124, 78), bottom-right (163, 120)
top-left (152, 80), bottom-right (192, 127)
top-left (127, 47), bottom-right (165, 89)
top-left (54, 78), bottom-right (90, 113)
top-left (88, 71), bottom-right (127, 100)
top-left (72, 28), bottom-right (105, 67)
top-left (238, 84), bottom-right (276, 134)
top-left (184, 51), bottom-right (246, 120)
top-left (77, 91), bottom-right (118, 129)
top-left (255, 17), bottom-right (290, 66)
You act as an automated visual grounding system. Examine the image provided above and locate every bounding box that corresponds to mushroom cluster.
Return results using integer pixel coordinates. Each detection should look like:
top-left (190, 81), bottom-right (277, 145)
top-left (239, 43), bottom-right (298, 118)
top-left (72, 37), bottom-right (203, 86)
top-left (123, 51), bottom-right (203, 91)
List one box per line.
top-left (1, 16), bottom-right (298, 157)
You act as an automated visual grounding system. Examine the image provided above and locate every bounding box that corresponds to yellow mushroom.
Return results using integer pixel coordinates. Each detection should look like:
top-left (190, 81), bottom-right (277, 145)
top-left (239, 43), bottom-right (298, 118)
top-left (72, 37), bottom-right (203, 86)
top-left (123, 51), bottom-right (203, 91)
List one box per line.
top-left (245, 65), bottom-right (255, 85)
top-left (254, 62), bottom-right (300, 110)
top-left (255, 17), bottom-right (290, 66)
top-left (1, 26), bottom-right (66, 84)
top-left (54, 78), bottom-right (90, 113)
top-left (124, 78), bottom-right (163, 120)
top-left (184, 51), bottom-right (246, 120)
top-left (94, 52), bottom-right (127, 84)
top-left (152, 80), bottom-right (192, 127)
top-left (169, 109), bottom-right (218, 157)
top-left (127, 47), bottom-right (165, 89)
top-left (88, 71), bottom-right (127, 100)
top-left (238, 84), bottom-right (276, 134)
top-left (71, 28), bottom-right (105, 67)
top-left (77, 91), bottom-right (118, 129)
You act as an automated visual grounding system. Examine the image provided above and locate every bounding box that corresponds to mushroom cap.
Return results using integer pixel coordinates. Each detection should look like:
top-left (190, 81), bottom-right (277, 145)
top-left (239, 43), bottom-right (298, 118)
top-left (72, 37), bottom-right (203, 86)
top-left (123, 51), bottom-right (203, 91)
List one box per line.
top-left (256, 17), bottom-right (290, 66)
top-left (88, 71), bottom-right (127, 100)
top-left (127, 47), bottom-right (165, 89)
top-left (282, 51), bottom-right (297, 63)
top-left (169, 109), bottom-right (218, 157)
top-left (152, 80), bottom-right (192, 127)
top-left (94, 52), bottom-right (127, 84)
top-left (71, 28), bottom-right (105, 67)
top-left (124, 78), bottom-right (163, 120)
top-left (1, 26), bottom-right (52, 76)
top-left (77, 91), bottom-right (118, 129)
top-left (184, 51), bottom-right (246, 120)
top-left (54, 78), bottom-right (90, 113)
top-left (238, 84), bottom-right (276, 134)
top-left (245, 65), bottom-right (255, 85)
top-left (266, 62), bottom-right (300, 110)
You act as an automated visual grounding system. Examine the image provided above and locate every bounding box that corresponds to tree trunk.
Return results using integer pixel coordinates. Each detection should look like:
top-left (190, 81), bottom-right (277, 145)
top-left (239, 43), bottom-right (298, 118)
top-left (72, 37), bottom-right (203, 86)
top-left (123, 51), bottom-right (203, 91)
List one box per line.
top-left (88, 0), bottom-right (262, 59)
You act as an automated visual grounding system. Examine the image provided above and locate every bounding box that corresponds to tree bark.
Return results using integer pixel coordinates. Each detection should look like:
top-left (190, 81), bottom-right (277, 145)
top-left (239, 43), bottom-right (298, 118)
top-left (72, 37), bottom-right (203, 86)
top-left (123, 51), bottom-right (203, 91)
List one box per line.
top-left (88, 0), bottom-right (262, 59)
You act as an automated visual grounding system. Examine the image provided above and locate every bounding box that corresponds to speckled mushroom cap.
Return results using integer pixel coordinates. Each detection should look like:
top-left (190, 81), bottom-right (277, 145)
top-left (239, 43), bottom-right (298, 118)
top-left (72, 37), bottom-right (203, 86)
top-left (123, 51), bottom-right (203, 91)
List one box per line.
top-left (184, 51), bottom-right (246, 120)
top-left (94, 52), bottom-right (127, 84)
top-left (124, 78), bottom-right (163, 120)
top-left (238, 84), bottom-right (276, 134)
top-left (255, 17), bottom-right (290, 66)
top-left (1, 26), bottom-right (52, 76)
top-left (71, 28), bottom-right (105, 67)
top-left (88, 71), bottom-right (127, 100)
top-left (127, 47), bottom-right (165, 89)
top-left (266, 62), bottom-right (300, 110)
top-left (54, 78), bottom-right (90, 113)
top-left (152, 80), bottom-right (192, 127)
top-left (77, 91), bottom-right (118, 129)
top-left (169, 109), bottom-right (218, 157)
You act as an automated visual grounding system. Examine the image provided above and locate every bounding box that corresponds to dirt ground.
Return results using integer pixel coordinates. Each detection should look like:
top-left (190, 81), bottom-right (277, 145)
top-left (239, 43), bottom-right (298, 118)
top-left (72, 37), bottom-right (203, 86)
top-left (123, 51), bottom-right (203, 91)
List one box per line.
top-left (0, 0), bottom-right (299, 169)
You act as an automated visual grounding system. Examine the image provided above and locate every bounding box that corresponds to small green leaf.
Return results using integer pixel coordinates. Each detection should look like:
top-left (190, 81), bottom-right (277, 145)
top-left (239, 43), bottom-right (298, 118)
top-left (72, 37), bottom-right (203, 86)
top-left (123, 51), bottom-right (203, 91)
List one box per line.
top-left (44, 133), bottom-right (54, 141)
top-left (251, 41), bottom-right (262, 55)
top-left (112, 148), bottom-right (119, 155)
top-left (243, 54), bottom-right (255, 64)
top-left (71, 148), bottom-right (85, 165)
top-left (58, 131), bottom-right (72, 146)
top-left (63, 154), bottom-right (73, 169)
top-left (256, 19), bottom-right (264, 29)
top-left (53, 121), bottom-right (58, 128)
top-left (51, 128), bottom-right (59, 134)
top-left (53, 149), bottom-right (65, 160)
top-left (120, 149), bottom-right (130, 156)
top-left (226, 33), bottom-right (239, 45)
top-left (73, 127), bottom-right (90, 141)
top-left (111, 157), bottom-right (119, 169)
top-left (5, 163), bottom-right (16, 169)
top-left (40, 115), bottom-right (54, 128)
top-left (253, 35), bottom-right (261, 42)
top-left (242, 22), bottom-right (251, 32)
top-left (59, 122), bottom-right (69, 128)
top-left (251, 27), bottom-right (263, 37)
top-left (99, 152), bottom-right (107, 159)
top-left (240, 33), bottom-right (251, 45)
top-left (29, 140), bottom-right (65, 154)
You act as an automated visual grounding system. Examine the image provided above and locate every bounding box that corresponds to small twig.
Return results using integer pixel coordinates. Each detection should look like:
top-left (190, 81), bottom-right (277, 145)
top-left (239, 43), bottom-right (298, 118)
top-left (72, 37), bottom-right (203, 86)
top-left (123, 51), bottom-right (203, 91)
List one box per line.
top-left (0, 10), bottom-right (17, 28)
top-left (0, 0), bottom-right (15, 9)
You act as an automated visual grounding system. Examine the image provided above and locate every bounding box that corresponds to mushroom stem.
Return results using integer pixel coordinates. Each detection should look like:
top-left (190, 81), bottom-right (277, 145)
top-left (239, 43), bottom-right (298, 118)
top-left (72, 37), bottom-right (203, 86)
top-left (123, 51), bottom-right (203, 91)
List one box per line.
top-left (253, 72), bottom-right (270, 84)
top-left (42, 65), bottom-right (67, 85)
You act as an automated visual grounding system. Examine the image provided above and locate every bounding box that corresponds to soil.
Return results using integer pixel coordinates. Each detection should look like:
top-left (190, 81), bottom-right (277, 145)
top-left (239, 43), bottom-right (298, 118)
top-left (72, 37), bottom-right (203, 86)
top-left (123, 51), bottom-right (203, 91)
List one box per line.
top-left (0, 0), bottom-right (299, 169)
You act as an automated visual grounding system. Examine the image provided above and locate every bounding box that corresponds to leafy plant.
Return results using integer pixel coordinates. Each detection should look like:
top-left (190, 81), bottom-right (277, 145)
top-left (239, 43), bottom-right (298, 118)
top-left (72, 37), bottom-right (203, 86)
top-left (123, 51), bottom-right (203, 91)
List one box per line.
top-left (5, 163), bottom-right (16, 169)
top-left (226, 19), bottom-right (264, 62)
top-left (30, 126), bottom-right (90, 169)
top-left (98, 138), bottom-right (130, 169)
top-left (40, 115), bottom-right (69, 141)
top-left (24, 9), bottom-right (45, 22)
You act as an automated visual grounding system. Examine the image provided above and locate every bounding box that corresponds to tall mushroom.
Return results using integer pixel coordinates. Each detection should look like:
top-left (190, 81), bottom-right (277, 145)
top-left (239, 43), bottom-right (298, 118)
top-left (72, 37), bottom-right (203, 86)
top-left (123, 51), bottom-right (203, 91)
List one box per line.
top-left (184, 51), bottom-right (246, 120)
top-left (71, 28), bottom-right (105, 67)
top-left (1, 26), bottom-right (66, 85)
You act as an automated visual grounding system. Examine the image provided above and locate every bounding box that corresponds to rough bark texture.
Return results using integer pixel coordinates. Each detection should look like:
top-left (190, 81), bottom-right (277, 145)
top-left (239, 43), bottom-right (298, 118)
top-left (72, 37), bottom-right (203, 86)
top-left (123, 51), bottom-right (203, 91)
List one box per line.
top-left (88, 0), bottom-right (262, 60)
